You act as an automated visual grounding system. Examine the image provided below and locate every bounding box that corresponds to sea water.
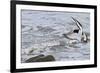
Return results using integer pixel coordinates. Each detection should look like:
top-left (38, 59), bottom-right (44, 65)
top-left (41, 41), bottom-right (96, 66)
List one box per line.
top-left (21, 10), bottom-right (90, 63)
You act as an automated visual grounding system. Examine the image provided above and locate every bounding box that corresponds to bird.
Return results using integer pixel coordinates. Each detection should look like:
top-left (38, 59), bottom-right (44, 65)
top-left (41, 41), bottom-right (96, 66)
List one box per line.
top-left (63, 17), bottom-right (88, 43)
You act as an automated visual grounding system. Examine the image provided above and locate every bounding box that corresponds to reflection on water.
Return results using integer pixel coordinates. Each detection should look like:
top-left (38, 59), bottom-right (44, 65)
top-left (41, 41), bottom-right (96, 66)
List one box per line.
top-left (21, 10), bottom-right (90, 63)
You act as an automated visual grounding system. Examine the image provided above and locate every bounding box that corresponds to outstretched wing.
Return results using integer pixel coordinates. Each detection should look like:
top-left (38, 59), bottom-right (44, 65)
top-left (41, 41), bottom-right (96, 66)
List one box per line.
top-left (71, 17), bottom-right (83, 31)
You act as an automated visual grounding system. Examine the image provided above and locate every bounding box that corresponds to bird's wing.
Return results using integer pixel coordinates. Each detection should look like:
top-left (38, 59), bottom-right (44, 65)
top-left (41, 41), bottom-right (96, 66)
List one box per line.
top-left (71, 17), bottom-right (83, 30)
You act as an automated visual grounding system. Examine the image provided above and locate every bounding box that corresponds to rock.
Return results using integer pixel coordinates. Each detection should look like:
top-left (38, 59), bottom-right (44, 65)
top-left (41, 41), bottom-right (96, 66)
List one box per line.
top-left (25, 54), bottom-right (44, 63)
top-left (36, 55), bottom-right (55, 62)
top-left (29, 49), bottom-right (34, 54)
top-left (25, 55), bottom-right (55, 63)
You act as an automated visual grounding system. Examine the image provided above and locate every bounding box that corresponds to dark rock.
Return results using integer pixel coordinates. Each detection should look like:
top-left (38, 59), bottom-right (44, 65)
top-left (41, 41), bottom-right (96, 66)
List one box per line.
top-left (25, 55), bottom-right (55, 63)
top-left (25, 54), bottom-right (44, 63)
top-left (36, 55), bottom-right (55, 62)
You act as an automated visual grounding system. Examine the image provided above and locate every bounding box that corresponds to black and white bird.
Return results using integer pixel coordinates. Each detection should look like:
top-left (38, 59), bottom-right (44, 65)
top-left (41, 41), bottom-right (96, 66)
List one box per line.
top-left (63, 17), bottom-right (88, 43)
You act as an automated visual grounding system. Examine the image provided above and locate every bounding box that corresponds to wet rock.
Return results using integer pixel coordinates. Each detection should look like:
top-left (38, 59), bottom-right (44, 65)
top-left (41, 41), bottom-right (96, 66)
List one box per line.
top-left (25, 54), bottom-right (44, 63)
top-left (36, 55), bottom-right (55, 62)
top-left (25, 55), bottom-right (55, 63)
